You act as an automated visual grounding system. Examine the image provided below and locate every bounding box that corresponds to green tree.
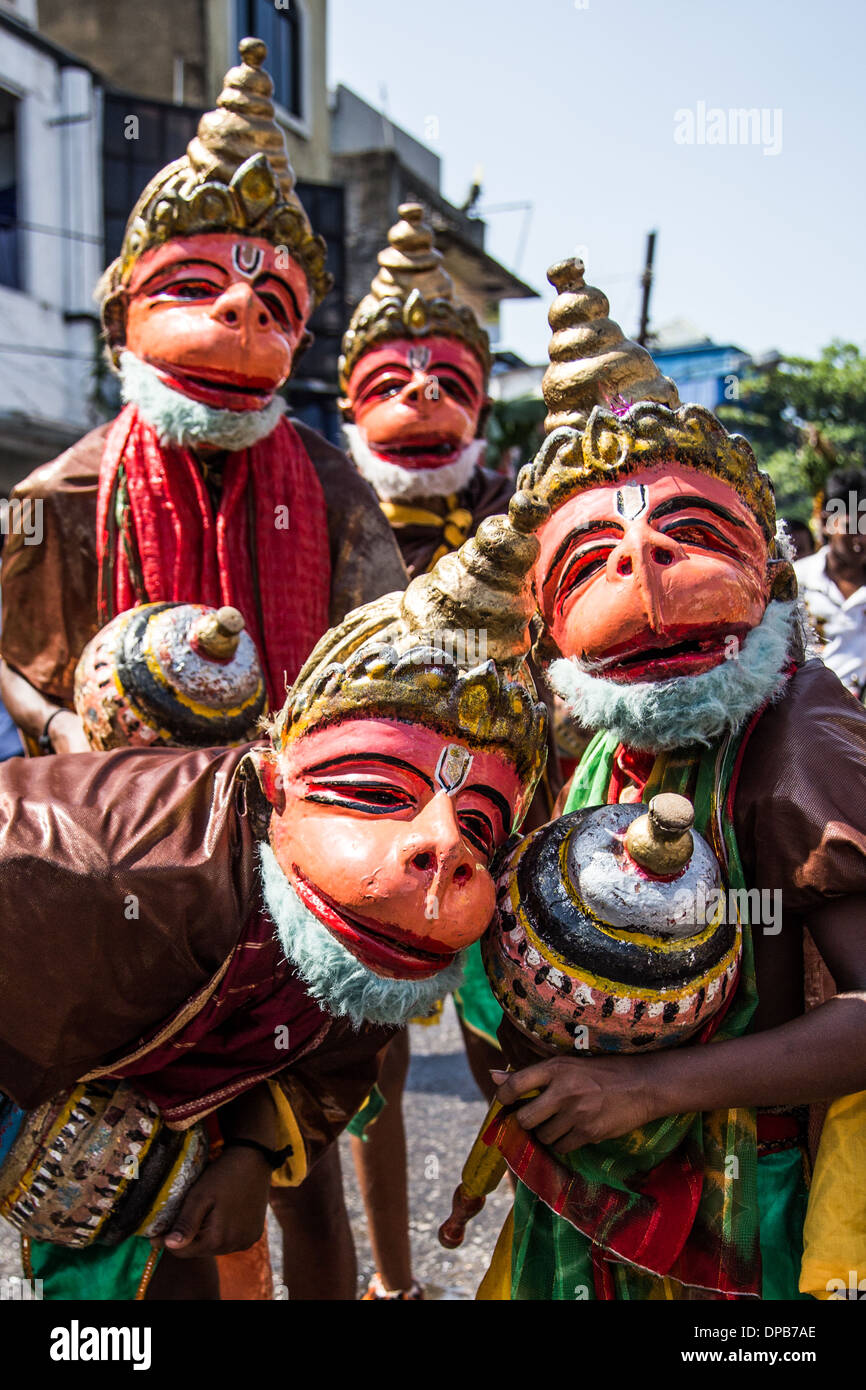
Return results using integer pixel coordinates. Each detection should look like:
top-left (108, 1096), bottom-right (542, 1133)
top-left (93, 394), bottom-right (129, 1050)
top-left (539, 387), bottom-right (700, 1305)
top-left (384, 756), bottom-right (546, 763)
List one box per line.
top-left (485, 394), bottom-right (546, 479)
top-left (718, 341), bottom-right (866, 519)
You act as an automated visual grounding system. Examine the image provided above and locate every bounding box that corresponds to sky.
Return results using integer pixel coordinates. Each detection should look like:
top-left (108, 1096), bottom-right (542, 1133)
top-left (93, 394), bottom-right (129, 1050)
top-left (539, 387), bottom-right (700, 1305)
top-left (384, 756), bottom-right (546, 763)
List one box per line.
top-left (328, 0), bottom-right (866, 366)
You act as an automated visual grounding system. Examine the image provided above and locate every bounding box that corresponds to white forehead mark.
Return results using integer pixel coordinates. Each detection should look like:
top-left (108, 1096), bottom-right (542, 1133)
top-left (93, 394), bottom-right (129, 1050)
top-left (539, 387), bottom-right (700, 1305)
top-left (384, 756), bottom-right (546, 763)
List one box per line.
top-left (407, 344), bottom-right (432, 373)
top-left (616, 484), bottom-right (648, 520)
top-left (233, 243), bottom-right (265, 279)
top-left (435, 744), bottom-right (473, 795)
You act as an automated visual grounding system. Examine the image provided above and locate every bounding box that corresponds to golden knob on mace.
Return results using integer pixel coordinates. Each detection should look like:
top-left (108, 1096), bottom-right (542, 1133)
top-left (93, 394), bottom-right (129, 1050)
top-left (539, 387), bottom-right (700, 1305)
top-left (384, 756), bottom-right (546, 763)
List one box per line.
top-left (625, 793), bottom-right (694, 877)
top-left (192, 606), bottom-right (245, 661)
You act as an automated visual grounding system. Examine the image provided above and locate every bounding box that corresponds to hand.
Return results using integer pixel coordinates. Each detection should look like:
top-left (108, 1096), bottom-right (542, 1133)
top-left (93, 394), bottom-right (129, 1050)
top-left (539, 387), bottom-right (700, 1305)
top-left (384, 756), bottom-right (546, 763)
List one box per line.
top-left (491, 1055), bottom-right (659, 1155)
top-left (48, 709), bottom-right (90, 755)
top-left (153, 1146), bottom-right (271, 1259)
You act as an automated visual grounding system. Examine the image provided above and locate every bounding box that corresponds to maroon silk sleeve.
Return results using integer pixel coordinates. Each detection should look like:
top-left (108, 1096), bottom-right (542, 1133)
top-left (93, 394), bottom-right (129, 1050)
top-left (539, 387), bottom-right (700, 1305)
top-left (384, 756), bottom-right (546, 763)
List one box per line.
top-left (734, 661), bottom-right (866, 915)
top-left (0, 425), bottom-right (109, 704)
top-left (0, 742), bottom-right (258, 1107)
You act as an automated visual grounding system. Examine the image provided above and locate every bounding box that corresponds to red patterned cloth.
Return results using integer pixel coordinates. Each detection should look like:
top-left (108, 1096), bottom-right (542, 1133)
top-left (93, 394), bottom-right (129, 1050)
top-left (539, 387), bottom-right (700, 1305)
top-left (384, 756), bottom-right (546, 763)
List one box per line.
top-left (110, 901), bottom-right (330, 1127)
top-left (96, 405), bottom-right (331, 706)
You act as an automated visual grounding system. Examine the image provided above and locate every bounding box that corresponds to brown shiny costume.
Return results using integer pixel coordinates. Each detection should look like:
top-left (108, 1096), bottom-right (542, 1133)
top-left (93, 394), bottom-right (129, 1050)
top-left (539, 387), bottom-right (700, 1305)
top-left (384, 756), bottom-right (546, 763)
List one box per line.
top-left (0, 419), bottom-right (405, 709)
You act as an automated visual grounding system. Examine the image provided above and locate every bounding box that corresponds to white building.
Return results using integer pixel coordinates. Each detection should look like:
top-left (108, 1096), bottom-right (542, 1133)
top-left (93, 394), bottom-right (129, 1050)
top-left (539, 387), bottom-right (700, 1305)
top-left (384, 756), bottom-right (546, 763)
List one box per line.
top-left (0, 1), bottom-right (103, 491)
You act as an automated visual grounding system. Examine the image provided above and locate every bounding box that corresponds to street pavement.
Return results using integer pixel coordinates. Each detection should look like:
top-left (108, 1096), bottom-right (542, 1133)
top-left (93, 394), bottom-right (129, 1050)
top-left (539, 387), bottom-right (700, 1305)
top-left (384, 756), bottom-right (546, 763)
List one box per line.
top-left (0, 998), bottom-right (512, 1300)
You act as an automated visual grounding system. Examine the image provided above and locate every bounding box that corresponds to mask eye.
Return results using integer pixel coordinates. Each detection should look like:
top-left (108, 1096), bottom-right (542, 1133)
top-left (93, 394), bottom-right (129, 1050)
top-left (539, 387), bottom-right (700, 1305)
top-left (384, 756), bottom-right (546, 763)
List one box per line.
top-left (457, 810), bottom-right (495, 860)
top-left (157, 279), bottom-right (219, 301)
top-left (436, 374), bottom-right (474, 406)
top-left (257, 292), bottom-right (292, 331)
top-left (360, 373), bottom-right (408, 403)
top-left (304, 777), bottom-right (414, 816)
top-left (555, 546), bottom-right (614, 613)
top-left (660, 520), bottom-right (740, 558)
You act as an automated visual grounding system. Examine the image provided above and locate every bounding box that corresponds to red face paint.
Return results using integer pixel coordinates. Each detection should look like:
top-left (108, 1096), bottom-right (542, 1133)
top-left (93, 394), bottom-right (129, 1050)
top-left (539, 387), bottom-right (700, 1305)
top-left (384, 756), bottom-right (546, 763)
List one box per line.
top-left (125, 234), bottom-right (311, 412)
top-left (536, 466), bottom-right (771, 682)
top-left (345, 336), bottom-right (486, 470)
top-left (258, 719), bottom-right (521, 979)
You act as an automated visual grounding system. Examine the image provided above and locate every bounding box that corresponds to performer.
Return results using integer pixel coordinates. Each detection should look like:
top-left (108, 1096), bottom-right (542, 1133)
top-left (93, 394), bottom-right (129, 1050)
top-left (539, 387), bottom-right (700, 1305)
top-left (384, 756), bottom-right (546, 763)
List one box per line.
top-left (339, 203), bottom-right (511, 579)
top-left (0, 508), bottom-right (549, 1299)
top-left (472, 259), bottom-right (866, 1300)
top-left (0, 37), bottom-right (406, 755)
top-left (337, 205), bottom-right (525, 1297)
top-left (794, 466), bottom-right (866, 699)
top-left (0, 38), bottom-right (408, 1299)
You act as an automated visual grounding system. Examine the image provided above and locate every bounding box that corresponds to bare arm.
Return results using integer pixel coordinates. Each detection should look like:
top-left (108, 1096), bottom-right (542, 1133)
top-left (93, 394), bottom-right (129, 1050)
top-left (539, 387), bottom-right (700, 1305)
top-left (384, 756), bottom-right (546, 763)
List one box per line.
top-left (495, 893), bottom-right (866, 1153)
top-left (0, 659), bottom-right (88, 752)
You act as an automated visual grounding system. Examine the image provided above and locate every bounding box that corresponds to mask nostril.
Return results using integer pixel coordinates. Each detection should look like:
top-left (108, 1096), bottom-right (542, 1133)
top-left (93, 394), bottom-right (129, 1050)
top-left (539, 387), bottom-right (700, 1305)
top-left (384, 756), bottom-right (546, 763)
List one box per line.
top-left (224, 309), bottom-right (238, 325)
top-left (617, 555), bottom-right (633, 576)
top-left (258, 312), bottom-right (268, 327)
top-left (453, 864), bottom-right (472, 886)
top-left (412, 852), bottom-right (433, 872)
top-left (653, 548), bottom-right (673, 565)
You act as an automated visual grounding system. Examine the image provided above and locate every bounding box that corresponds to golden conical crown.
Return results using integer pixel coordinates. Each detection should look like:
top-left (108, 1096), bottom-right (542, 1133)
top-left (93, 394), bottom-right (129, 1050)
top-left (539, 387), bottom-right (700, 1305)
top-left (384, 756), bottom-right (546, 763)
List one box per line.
top-left (542, 257), bottom-right (679, 432)
top-left (339, 204), bottom-right (491, 393)
top-left (103, 39), bottom-right (331, 308)
top-left (512, 257), bottom-right (779, 543)
top-left (273, 493), bottom-right (550, 799)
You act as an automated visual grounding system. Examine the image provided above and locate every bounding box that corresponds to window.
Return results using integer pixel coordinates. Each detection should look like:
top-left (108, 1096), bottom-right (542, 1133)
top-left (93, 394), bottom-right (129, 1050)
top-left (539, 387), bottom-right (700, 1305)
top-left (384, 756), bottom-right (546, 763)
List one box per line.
top-left (102, 95), bottom-right (200, 263)
top-left (238, 0), bottom-right (303, 120)
top-left (0, 89), bottom-right (19, 290)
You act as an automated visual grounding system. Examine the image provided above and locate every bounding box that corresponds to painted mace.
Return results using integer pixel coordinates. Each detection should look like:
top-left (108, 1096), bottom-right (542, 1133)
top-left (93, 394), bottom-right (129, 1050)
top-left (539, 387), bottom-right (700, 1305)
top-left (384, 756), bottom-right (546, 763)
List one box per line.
top-left (74, 601), bottom-right (267, 751)
top-left (483, 793), bottom-right (741, 1055)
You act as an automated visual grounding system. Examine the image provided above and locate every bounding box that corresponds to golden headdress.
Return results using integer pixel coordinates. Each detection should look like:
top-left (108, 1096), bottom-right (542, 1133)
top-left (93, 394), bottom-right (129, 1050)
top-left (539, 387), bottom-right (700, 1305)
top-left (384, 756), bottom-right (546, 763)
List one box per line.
top-left (338, 204), bottom-right (492, 396)
top-left (100, 38), bottom-right (331, 326)
top-left (272, 491), bottom-right (549, 800)
top-left (514, 257), bottom-right (778, 543)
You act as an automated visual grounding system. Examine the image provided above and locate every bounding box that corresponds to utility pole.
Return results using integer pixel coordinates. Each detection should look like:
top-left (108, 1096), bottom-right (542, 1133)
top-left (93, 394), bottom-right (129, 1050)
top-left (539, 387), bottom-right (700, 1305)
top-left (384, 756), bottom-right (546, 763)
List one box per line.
top-left (637, 230), bottom-right (657, 346)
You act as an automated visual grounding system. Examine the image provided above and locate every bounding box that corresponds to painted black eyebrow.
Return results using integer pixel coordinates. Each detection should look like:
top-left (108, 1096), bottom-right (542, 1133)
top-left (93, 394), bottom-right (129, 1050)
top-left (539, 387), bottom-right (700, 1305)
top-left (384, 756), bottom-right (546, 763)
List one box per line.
top-left (253, 271), bottom-right (303, 323)
top-left (352, 360), bottom-right (404, 398)
top-left (648, 497), bottom-right (747, 529)
top-left (544, 520), bottom-right (623, 588)
top-left (465, 782), bottom-right (511, 831)
top-left (427, 362), bottom-right (480, 396)
top-left (303, 752), bottom-right (435, 790)
top-left (139, 258), bottom-right (229, 293)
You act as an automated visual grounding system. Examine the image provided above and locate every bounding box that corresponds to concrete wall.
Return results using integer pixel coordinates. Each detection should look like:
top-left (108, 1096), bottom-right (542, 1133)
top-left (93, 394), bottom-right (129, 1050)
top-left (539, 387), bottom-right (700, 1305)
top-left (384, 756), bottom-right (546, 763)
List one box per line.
top-left (38, 0), bottom-right (210, 105)
top-left (39, 0), bottom-right (331, 181)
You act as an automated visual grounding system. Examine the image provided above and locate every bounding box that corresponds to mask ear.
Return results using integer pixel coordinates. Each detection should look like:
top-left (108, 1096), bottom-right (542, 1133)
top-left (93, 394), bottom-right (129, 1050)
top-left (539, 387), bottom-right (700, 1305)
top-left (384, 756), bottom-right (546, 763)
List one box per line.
top-left (767, 557), bottom-right (797, 603)
top-left (338, 395), bottom-right (355, 421)
top-left (101, 288), bottom-right (128, 369)
top-left (249, 746), bottom-right (286, 816)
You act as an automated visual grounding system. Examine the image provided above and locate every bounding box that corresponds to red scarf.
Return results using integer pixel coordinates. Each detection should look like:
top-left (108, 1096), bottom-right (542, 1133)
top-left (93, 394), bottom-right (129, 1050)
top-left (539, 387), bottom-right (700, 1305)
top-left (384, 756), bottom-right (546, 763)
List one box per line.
top-left (96, 405), bottom-right (331, 707)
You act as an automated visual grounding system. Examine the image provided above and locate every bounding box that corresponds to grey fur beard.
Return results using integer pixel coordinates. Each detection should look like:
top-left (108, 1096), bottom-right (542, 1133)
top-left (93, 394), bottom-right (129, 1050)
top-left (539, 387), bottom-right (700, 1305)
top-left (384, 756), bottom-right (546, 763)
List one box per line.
top-left (119, 351), bottom-right (286, 450)
top-left (342, 423), bottom-right (485, 501)
top-left (548, 600), bottom-right (800, 751)
top-left (259, 842), bottom-right (465, 1029)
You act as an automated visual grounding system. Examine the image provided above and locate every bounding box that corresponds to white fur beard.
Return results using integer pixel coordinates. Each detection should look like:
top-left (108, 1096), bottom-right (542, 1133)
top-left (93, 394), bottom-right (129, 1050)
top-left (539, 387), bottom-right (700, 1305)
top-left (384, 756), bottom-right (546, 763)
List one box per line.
top-left (548, 600), bottom-right (801, 752)
top-left (119, 351), bottom-right (286, 450)
top-left (342, 424), bottom-right (485, 501)
top-left (259, 843), bottom-right (465, 1029)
